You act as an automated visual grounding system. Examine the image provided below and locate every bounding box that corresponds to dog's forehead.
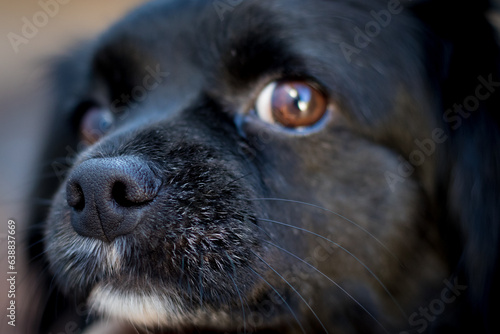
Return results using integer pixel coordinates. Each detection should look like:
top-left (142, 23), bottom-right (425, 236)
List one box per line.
top-left (92, 0), bottom-right (421, 84)
top-left (85, 0), bottom-right (432, 142)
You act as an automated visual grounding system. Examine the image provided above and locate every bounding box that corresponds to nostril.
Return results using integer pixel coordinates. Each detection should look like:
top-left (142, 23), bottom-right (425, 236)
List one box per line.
top-left (112, 181), bottom-right (140, 208)
top-left (67, 182), bottom-right (85, 212)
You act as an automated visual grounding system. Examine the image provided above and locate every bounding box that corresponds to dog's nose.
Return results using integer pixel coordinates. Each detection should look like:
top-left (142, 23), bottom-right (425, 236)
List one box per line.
top-left (66, 157), bottom-right (161, 242)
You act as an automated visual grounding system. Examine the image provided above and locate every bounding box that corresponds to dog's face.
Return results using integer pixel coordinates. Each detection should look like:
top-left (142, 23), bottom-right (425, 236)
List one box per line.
top-left (34, 0), bottom-right (500, 333)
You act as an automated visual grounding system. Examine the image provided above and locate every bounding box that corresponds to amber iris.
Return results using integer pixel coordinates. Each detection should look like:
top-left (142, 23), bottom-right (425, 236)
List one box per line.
top-left (271, 81), bottom-right (327, 128)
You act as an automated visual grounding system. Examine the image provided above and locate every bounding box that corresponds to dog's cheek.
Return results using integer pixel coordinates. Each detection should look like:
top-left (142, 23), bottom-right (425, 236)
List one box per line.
top-left (252, 133), bottom-right (448, 323)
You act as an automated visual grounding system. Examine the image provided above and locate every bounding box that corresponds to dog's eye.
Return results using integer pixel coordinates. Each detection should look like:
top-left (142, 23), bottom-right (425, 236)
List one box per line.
top-left (255, 81), bottom-right (327, 128)
top-left (79, 107), bottom-right (114, 144)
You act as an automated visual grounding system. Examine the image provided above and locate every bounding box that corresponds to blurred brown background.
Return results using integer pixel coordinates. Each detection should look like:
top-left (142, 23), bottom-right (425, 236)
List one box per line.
top-left (0, 1), bottom-right (147, 333)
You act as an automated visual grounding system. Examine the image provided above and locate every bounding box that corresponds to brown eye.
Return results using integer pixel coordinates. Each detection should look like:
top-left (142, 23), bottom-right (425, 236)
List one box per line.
top-left (255, 80), bottom-right (327, 128)
top-left (79, 107), bottom-right (114, 145)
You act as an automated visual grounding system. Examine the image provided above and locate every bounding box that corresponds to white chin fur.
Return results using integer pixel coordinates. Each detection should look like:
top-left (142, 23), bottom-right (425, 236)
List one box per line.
top-left (88, 284), bottom-right (188, 327)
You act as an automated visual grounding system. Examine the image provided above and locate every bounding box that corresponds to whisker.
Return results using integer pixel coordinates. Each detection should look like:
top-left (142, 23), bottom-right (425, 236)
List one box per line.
top-left (249, 198), bottom-right (400, 263)
top-left (0, 196), bottom-right (52, 208)
top-left (221, 172), bottom-right (254, 191)
top-left (264, 240), bottom-right (390, 334)
top-left (26, 237), bottom-right (50, 259)
top-left (187, 276), bottom-right (193, 307)
top-left (29, 198), bottom-right (54, 207)
top-left (130, 321), bottom-right (142, 334)
top-left (199, 254), bottom-right (204, 307)
top-left (251, 251), bottom-right (329, 333)
top-left (0, 173), bottom-right (57, 196)
top-left (258, 217), bottom-right (407, 319)
top-left (179, 255), bottom-right (186, 286)
top-left (248, 267), bottom-right (306, 334)
top-left (157, 300), bottom-right (161, 334)
top-left (86, 298), bottom-right (96, 327)
top-left (31, 265), bottom-right (66, 332)
top-left (225, 251), bottom-right (247, 333)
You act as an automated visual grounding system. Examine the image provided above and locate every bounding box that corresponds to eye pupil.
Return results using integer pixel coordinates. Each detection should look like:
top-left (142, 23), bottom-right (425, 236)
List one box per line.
top-left (272, 84), bottom-right (315, 124)
top-left (100, 118), bottom-right (112, 132)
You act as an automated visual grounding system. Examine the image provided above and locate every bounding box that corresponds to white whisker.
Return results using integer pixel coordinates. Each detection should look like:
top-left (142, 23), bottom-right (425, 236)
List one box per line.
top-left (264, 239), bottom-right (390, 334)
top-left (248, 267), bottom-right (307, 334)
top-left (249, 197), bottom-right (400, 262)
top-left (225, 251), bottom-right (247, 333)
top-left (252, 251), bottom-right (329, 333)
top-left (258, 217), bottom-right (407, 319)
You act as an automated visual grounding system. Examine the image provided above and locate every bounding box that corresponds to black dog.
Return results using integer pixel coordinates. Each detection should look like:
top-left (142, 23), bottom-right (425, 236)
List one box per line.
top-left (28, 0), bottom-right (500, 333)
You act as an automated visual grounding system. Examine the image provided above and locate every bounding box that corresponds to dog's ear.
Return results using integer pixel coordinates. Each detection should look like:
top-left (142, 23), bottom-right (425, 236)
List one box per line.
top-left (410, 0), bottom-right (500, 330)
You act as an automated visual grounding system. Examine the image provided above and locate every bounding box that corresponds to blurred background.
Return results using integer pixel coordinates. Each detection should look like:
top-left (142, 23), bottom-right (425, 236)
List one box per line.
top-left (0, 1), bottom-right (147, 333)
